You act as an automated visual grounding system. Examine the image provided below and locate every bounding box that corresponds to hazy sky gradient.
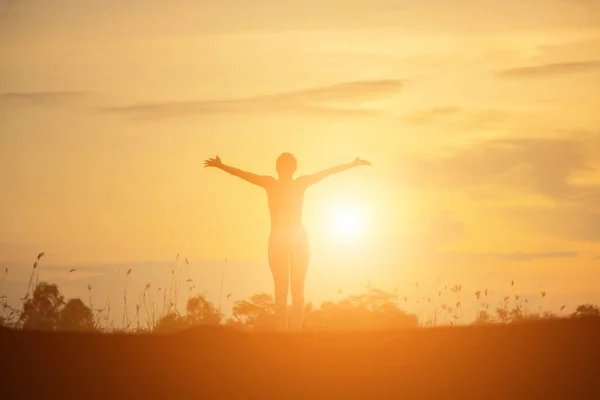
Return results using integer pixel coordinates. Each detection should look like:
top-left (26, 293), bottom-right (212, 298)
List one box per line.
top-left (1, 0), bottom-right (599, 316)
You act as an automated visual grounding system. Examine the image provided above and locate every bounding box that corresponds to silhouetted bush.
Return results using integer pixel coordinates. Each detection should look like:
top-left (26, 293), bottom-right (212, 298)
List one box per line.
top-left (154, 294), bottom-right (223, 333)
top-left (18, 282), bottom-right (95, 332)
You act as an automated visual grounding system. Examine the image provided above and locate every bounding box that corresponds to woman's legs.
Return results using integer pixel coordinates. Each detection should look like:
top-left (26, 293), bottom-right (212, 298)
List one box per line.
top-left (268, 226), bottom-right (309, 331)
top-left (289, 229), bottom-right (310, 331)
top-left (289, 253), bottom-right (308, 331)
top-left (268, 231), bottom-right (290, 331)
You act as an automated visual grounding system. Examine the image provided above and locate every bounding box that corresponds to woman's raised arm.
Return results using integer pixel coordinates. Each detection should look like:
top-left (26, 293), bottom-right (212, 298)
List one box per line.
top-left (204, 155), bottom-right (273, 188)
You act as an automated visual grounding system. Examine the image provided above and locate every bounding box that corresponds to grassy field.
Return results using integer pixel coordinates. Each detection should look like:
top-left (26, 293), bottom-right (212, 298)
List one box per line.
top-left (2, 317), bottom-right (599, 399)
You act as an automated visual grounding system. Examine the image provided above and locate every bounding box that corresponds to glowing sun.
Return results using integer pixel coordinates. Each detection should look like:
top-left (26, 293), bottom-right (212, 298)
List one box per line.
top-left (328, 204), bottom-right (364, 240)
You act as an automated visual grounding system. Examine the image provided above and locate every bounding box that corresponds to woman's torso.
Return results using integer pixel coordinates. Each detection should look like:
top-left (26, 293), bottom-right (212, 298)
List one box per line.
top-left (265, 178), bottom-right (306, 228)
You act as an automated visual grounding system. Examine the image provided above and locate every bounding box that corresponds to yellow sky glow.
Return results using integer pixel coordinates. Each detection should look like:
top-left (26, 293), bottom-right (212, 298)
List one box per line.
top-left (1, 0), bottom-right (600, 312)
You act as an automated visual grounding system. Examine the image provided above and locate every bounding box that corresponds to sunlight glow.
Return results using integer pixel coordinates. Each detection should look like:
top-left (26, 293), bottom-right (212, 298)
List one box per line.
top-left (328, 204), bottom-right (363, 241)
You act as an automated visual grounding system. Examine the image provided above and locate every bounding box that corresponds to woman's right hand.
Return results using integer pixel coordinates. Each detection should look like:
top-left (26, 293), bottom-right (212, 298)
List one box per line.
top-left (352, 157), bottom-right (372, 167)
top-left (204, 155), bottom-right (223, 168)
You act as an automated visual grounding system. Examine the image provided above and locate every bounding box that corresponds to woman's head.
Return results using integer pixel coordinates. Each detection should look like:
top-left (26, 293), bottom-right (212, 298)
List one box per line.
top-left (276, 152), bottom-right (297, 177)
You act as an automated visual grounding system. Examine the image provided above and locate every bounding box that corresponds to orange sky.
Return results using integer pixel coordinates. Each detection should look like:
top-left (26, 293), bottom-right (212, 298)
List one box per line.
top-left (1, 0), bottom-right (600, 317)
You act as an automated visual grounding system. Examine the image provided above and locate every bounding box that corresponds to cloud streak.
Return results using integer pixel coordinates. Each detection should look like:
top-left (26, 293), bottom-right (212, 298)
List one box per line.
top-left (502, 206), bottom-right (600, 242)
top-left (399, 134), bottom-right (598, 200)
top-left (484, 251), bottom-right (579, 261)
top-left (0, 0), bottom-right (16, 23)
top-left (396, 132), bottom-right (600, 242)
top-left (102, 80), bottom-right (403, 119)
top-left (403, 106), bottom-right (462, 124)
top-left (0, 91), bottom-right (89, 107)
top-left (497, 61), bottom-right (600, 78)
top-left (401, 106), bottom-right (511, 130)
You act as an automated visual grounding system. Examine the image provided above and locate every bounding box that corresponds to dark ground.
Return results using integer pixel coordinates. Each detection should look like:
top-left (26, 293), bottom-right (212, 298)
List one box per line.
top-left (1, 317), bottom-right (599, 399)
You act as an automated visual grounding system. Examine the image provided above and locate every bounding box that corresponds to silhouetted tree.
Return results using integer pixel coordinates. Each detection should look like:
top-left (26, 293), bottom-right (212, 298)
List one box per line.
top-left (59, 298), bottom-right (95, 331)
top-left (305, 288), bottom-right (418, 330)
top-left (571, 304), bottom-right (600, 318)
top-left (20, 282), bottom-right (65, 330)
top-left (154, 294), bottom-right (222, 333)
top-left (19, 282), bottom-right (95, 331)
top-left (228, 293), bottom-right (276, 330)
top-left (154, 313), bottom-right (189, 333)
top-left (187, 294), bottom-right (222, 325)
top-left (225, 289), bottom-right (418, 331)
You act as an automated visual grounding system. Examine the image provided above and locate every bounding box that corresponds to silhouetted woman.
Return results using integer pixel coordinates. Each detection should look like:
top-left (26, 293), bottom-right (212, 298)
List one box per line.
top-left (204, 153), bottom-right (371, 331)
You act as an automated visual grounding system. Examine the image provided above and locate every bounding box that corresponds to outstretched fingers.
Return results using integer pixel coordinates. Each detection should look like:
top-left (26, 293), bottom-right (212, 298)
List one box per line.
top-left (204, 155), bottom-right (222, 168)
top-left (353, 157), bottom-right (372, 167)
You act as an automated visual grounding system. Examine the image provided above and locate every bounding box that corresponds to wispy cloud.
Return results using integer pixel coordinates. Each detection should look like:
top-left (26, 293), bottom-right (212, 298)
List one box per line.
top-left (403, 106), bottom-right (462, 124)
top-left (496, 61), bottom-right (600, 78)
top-left (502, 206), bottom-right (600, 242)
top-left (102, 80), bottom-right (403, 119)
top-left (401, 106), bottom-right (511, 130)
top-left (0, 91), bottom-right (88, 107)
top-left (0, 0), bottom-right (16, 23)
top-left (420, 250), bottom-right (580, 265)
top-left (484, 251), bottom-right (579, 261)
top-left (397, 248), bottom-right (582, 271)
top-left (397, 132), bottom-right (600, 242)
top-left (399, 134), bottom-right (597, 200)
